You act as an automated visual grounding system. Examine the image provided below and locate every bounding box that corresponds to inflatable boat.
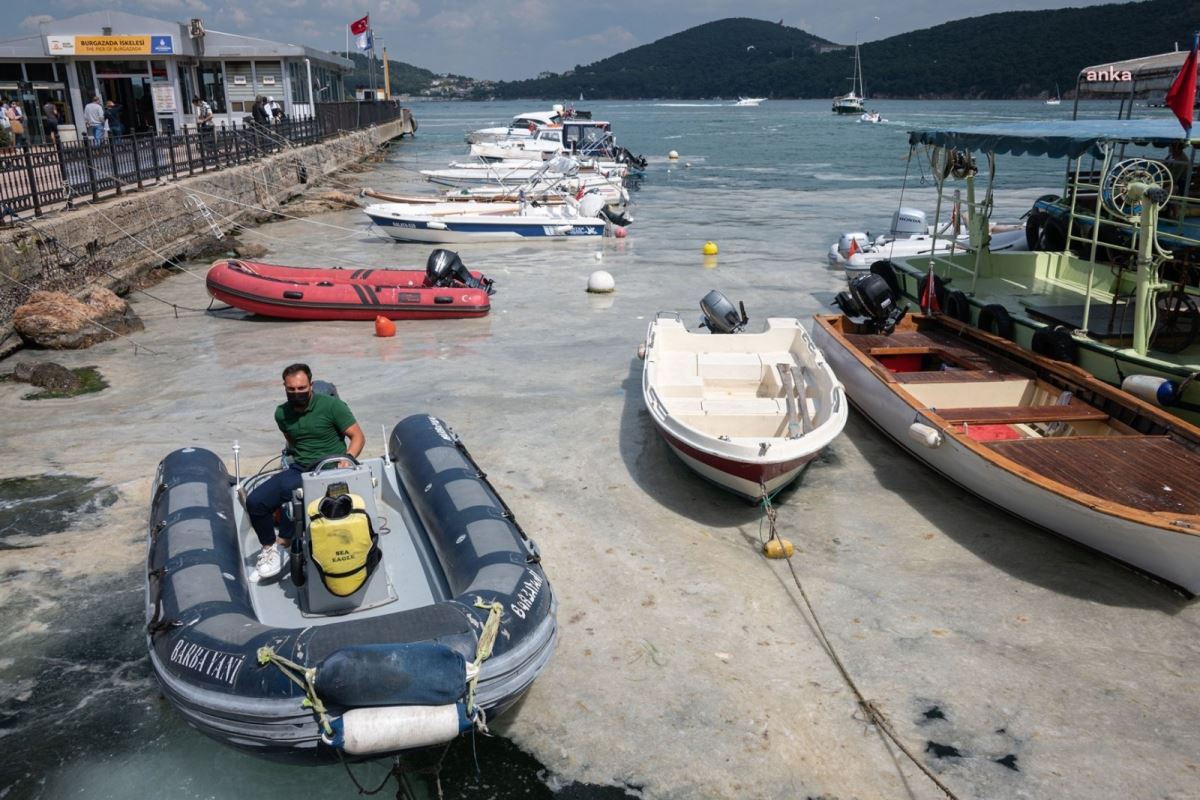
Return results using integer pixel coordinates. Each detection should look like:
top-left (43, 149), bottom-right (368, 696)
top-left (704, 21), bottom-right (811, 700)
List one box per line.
top-left (205, 250), bottom-right (494, 321)
top-left (145, 414), bottom-right (556, 763)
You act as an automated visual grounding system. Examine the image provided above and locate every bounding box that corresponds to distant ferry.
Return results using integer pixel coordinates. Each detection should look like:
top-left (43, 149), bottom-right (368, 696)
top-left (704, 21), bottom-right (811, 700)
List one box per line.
top-left (734, 97), bottom-right (765, 106)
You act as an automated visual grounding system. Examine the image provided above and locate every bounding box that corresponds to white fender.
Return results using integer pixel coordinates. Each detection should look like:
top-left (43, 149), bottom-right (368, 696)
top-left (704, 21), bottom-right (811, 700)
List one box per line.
top-left (330, 705), bottom-right (464, 755)
top-left (908, 422), bottom-right (943, 448)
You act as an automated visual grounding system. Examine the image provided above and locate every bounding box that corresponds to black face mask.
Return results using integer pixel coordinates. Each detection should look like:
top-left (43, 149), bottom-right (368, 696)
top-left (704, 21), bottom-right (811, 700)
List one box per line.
top-left (286, 390), bottom-right (311, 409)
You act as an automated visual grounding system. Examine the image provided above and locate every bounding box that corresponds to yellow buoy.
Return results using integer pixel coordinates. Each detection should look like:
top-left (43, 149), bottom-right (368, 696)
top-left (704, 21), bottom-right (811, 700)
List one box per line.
top-left (763, 538), bottom-right (794, 559)
top-left (702, 241), bottom-right (718, 255)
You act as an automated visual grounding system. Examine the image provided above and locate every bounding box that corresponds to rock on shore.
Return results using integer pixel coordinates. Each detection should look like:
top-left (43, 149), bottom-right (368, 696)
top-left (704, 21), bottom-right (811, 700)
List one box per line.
top-left (12, 288), bottom-right (144, 349)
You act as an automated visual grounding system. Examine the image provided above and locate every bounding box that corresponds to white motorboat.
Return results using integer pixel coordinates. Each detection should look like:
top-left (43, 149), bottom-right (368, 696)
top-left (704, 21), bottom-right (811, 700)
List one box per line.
top-left (734, 97), bottom-right (766, 107)
top-left (639, 292), bottom-right (847, 501)
top-left (860, 111), bottom-right (886, 124)
top-left (815, 275), bottom-right (1200, 594)
top-left (465, 109), bottom-right (562, 145)
top-left (469, 120), bottom-right (616, 161)
top-left (828, 206), bottom-right (1027, 278)
top-left (422, 156), bottom-right (628, 188)
top-left (364, 194), bottom-right (615, 244)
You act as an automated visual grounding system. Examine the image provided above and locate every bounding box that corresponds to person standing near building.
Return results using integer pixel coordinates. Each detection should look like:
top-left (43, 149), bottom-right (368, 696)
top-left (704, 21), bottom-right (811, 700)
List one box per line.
top-left (267, 96), bottom-right (283, 123)
top-left (42, 99), bottom-right (59, 144)
top-left (104, 100), bottom-right (124, 138)
top-left (6, 99), bottom-right (27, 148)
top-left (83, 95), bottom-right (105, 145)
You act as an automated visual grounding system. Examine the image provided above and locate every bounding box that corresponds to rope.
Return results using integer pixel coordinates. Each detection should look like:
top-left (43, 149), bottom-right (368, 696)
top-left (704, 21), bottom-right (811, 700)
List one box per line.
top-left (755, 489), bottom-right (961, 800)
top-left (464, 598), bottom-right (504, 727)
top-left (256, 646), bottom-right (334, 736)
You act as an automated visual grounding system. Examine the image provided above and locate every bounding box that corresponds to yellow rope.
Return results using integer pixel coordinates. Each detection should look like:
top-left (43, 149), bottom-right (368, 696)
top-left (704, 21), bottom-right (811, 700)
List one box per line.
top-left (256, 646), bottom-right (334, 736)
top-left (465, 598), bottom-right (504, 722)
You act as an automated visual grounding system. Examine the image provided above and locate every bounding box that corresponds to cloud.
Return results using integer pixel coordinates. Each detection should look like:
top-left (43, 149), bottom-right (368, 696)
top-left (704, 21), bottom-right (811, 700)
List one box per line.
top-left (20, 14), bottom-right (54, 32)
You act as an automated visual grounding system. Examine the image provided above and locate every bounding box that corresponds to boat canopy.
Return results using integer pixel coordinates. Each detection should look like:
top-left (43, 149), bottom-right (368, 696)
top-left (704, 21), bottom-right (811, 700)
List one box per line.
top-left (1077, 50), bottom-right (1189, 97)
top-left (908, 119), bottom-right (1196, 160)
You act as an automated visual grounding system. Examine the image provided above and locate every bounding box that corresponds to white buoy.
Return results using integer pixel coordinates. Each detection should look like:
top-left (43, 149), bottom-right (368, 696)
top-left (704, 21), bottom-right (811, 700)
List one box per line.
top-left (587, 270), bottom-right (615, 294)
top-left (668, 150), bottom-right (679, 160)
top-left (594, 251), bottom-right (603, 261)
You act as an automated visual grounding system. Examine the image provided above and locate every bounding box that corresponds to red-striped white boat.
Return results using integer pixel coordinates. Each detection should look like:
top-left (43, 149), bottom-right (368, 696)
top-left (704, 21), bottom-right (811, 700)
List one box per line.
top-left (640, 292), bottom-right (848, 501)
top-left (206, 251), bottom-right (494, 321)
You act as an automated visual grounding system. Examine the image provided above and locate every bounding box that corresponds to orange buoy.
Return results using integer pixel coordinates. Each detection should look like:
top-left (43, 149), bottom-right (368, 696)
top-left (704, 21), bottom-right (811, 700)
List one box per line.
top-left (374, 315), bottom-right (396, 337)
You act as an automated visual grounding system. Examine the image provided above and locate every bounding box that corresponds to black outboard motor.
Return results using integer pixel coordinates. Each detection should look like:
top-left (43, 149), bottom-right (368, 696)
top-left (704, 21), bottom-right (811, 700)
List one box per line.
top-left (699, 290), bottom-right (748, 334)
top-left (599, 205), bottom-right (634, 227)
top-left (424, 249), bottom-right (495, 295)
top-left (834, 274), bottom-right (907, 335)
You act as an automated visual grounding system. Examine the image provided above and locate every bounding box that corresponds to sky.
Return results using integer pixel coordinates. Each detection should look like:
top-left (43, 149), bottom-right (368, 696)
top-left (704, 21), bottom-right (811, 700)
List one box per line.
top-left (12, 0), bottom-right (1124, 81)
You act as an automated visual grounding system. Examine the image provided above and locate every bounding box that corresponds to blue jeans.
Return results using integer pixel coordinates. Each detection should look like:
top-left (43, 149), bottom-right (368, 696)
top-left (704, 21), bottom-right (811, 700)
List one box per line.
top-left (89, 125), bottom-right (103, 146)
top-left (247, 464), bottom-right (305, 547)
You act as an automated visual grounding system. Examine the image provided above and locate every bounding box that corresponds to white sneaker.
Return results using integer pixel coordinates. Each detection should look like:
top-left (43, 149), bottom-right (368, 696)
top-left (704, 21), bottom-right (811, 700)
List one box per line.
top-left (251, 545), bottom-right (283, 583)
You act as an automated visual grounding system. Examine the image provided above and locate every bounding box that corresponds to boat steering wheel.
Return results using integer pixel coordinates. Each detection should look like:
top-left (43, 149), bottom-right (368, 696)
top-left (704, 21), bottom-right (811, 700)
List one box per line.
top-left (1101, 158), bottom-right (1173, 219)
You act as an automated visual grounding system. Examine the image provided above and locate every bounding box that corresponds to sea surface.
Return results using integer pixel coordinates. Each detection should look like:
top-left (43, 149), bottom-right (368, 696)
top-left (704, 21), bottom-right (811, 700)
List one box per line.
top-left (0, 98), bottom-right (1177, 800)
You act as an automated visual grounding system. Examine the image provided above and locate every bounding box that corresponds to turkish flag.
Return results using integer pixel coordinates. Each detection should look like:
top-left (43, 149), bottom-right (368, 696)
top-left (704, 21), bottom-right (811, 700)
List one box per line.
top-left (1165, 34), bottom-right (1198, 133)
top-left (350, 15), bottom-right (369, 35)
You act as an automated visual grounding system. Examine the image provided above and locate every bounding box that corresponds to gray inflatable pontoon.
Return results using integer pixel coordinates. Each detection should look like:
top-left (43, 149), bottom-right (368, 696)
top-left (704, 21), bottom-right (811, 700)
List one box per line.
top-left (145, 414), bottom-right (556, 763)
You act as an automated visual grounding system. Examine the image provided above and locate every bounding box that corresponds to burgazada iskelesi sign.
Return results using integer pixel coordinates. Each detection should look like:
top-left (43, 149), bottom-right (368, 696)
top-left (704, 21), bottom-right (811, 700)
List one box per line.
top-left (46, 35), bottom-right (174, 56)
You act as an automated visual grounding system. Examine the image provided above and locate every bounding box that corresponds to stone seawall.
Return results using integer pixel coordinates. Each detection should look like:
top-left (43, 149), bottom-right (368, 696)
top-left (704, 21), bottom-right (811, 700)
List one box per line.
top-left (0, 118), bottom-right (410, 357)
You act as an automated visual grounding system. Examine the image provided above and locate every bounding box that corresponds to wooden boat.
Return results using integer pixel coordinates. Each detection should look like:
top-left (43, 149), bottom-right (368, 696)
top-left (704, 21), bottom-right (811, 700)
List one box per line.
top-left (146, 414), bottom-right (557, 762)
top-left (640, 293), bottom-right (847, 501)
top-left (813, 282), bottom-right (1200, 593)
top-left (206, 253), bottom-right (494, 321)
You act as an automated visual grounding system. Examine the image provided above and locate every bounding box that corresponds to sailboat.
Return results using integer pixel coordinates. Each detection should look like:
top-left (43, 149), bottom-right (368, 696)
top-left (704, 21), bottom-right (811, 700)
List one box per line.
top-left (832, 42), bottom-right (865, 114)
top-left (1045, 83), bottom-right (1062, 105)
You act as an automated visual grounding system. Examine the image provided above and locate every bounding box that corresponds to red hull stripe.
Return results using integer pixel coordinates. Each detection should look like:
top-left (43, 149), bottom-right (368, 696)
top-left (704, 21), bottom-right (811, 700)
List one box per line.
top-left (659, 427), bottom-right (815, 483)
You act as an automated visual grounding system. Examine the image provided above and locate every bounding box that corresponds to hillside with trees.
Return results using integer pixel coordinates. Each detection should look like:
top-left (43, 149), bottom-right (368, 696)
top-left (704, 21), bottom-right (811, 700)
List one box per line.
top-left (484, 0), bottom-right (1200, 99)
top-left (337, 51), bottom-right (437, 97)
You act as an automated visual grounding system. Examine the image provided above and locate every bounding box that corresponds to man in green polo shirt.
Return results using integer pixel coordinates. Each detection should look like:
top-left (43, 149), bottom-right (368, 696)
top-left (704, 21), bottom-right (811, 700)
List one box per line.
top-left (246, 363), bottom-right (365, 582)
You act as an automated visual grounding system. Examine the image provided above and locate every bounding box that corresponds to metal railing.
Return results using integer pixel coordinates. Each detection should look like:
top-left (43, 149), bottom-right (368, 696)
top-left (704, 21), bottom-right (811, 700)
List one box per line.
top-left (314, 100), bottom-right (405, 136)
top-left (0, 103), bottom-right (402, 219)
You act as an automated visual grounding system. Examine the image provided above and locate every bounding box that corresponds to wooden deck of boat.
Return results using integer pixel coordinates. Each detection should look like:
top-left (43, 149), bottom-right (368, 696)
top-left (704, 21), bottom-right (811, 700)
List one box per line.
top-left (840, 320), bottom-right (1200, 519)
top-left (844, 328), bottom-right (1032, 383)
top-left (987, 436), bottom-right (1200, 516)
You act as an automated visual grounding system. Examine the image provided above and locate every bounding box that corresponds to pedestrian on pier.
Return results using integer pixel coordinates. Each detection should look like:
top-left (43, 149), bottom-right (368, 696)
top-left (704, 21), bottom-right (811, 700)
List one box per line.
top-left (83, 96), bottom-right (105, 146)
top-left (42, 100), bottom-right (59, 144)
top-left (104, 100), bottom-right (124, 139)
top-left (6, 99), bottom-right (27, 148)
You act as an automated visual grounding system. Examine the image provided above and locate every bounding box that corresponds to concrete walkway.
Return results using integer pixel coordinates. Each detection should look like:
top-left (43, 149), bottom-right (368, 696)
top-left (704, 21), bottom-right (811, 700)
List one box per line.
top-left (0, 167), bottom-right (1197, 799)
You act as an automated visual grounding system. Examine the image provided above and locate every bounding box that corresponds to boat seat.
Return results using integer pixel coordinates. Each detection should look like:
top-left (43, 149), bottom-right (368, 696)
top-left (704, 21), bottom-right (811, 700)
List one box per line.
top-left (655, 353), bottom-right (703, 397)
top-left (936, 404), bottom-right (1108, 425)
top-left (701, 397), bottom-right (786, 415)
top-left (697, 352), bottom-right (765, 386)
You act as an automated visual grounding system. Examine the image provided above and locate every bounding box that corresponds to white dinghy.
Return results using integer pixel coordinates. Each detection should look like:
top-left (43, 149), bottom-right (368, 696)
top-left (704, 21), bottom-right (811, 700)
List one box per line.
top-left (640, 292), bottom-right (847, 501)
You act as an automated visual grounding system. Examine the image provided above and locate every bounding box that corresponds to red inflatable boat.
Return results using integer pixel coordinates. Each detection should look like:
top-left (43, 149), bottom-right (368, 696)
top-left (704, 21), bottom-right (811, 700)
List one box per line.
top-left (206, 251), bottom-right (494, 321)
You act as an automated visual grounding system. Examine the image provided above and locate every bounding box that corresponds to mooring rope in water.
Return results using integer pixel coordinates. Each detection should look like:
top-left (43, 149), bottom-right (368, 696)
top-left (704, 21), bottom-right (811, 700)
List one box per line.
top-left (756, 491), bottom-right (961, 800)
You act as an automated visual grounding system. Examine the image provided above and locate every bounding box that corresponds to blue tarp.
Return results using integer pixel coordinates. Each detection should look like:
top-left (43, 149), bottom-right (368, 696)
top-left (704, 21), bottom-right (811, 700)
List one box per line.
top-left (908, 119), bottom-right (1196, 160)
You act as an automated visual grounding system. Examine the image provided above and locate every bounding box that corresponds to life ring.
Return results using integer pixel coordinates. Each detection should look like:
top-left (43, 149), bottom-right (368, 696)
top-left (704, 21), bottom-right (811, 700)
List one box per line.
top-left (917, 273), bottom-right (948, 311)
top-left (977, 304), bottom-right (1014, 340)
top-left (870, 260), bottom-right (901, 298)
top-left (944, 290), bottom-right (971, 323)
top-left (1031, 325), bottom-right (1077, 363)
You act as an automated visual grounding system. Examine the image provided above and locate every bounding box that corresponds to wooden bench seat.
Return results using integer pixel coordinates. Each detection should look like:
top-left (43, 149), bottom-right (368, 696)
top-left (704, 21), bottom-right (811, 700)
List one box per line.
top-left (936, 404), bottom-right (1109, 425)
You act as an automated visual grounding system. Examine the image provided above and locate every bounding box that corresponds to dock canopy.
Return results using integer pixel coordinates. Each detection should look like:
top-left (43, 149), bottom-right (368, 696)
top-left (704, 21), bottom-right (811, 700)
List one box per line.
top-left (908, 119), bottom-right (1197, 160)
